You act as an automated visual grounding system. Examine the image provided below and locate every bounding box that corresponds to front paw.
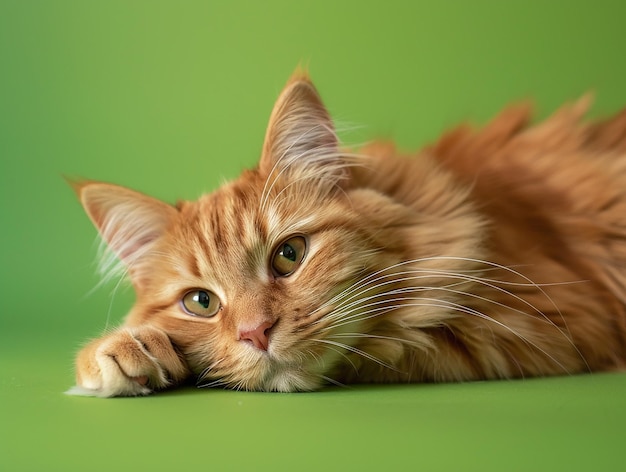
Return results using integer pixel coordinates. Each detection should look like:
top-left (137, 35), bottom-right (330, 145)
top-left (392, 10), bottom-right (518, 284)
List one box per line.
top-left (67, 326), bottom-right (189, 397)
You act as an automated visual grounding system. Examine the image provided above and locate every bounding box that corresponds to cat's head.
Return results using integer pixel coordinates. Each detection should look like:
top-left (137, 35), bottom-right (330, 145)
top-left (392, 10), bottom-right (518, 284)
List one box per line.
top-left (73, 72), bottom-right (401, 390)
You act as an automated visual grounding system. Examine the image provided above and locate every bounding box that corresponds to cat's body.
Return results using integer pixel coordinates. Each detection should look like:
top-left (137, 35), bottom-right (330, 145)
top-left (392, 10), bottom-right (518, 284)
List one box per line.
top-left (69, 72), bottom-right (626, 397)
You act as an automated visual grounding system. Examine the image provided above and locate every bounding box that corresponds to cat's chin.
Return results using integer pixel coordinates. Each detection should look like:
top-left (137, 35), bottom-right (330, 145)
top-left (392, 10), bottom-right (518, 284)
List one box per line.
top-left (259, 367), bottom-right (321, 392)
top-left (233, 356), bottom-right (324, 392)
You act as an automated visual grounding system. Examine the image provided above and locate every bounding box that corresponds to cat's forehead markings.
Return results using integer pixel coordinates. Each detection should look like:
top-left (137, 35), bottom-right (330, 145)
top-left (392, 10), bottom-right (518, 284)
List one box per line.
top-left (185, 184), bottom-right (267, 256)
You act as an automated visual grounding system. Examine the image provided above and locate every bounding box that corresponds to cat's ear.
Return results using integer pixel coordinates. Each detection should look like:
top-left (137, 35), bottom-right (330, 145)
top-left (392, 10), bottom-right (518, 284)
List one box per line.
top-left (69, 179), bottom-right (178, 285)
top-left (259, 71), bottom-right (344, 183)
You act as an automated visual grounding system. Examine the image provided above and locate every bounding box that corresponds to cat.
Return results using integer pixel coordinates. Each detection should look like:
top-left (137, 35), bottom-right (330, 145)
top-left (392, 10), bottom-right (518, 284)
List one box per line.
top-left (67, 70), bottom-right (626, 397)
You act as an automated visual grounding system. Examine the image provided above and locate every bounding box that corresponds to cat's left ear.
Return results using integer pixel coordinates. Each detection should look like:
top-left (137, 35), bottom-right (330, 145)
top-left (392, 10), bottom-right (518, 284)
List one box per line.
top-left (68, 179), bottom-right (178, 287)
top-left (259, 71), bottom-right (345, 184)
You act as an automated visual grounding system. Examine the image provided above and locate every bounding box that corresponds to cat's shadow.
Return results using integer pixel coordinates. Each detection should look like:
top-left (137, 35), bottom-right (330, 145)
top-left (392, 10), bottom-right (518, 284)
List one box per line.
top-left (155, 380), bottom-right (459, 398)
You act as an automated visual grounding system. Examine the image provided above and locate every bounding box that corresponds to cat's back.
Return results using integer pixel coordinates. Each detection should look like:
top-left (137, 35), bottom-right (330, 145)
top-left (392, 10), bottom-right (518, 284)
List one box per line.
top-left (435, 99), bottom-right (626, 362)
top-left (353, 100), bottom-right (626, 370)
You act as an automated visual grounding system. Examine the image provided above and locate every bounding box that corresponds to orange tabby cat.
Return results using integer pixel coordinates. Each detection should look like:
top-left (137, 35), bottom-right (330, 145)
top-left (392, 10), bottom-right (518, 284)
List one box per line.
top-left (68, 71), bottom-right (626, 397)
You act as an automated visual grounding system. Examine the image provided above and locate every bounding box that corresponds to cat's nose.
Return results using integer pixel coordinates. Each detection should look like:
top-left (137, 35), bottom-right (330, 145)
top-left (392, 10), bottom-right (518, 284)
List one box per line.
top-left (238, 321), bottom-right (275, 351)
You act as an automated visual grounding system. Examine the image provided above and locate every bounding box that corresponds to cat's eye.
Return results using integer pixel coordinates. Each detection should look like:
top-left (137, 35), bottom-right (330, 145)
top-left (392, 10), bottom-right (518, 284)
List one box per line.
top-left (271, 236), bottom-right (307, 276)
top-left (181, 289), bottom-right (221, 317)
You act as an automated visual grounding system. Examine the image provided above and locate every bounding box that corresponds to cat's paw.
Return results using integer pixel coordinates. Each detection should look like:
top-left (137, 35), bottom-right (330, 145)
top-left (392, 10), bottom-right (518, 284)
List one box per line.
top-left (67, 326), bottom-right (189, 397)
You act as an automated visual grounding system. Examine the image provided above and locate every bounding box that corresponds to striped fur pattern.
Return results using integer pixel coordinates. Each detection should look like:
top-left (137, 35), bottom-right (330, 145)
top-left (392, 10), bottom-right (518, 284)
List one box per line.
top-left (69, 72), bottom-right (626, 397)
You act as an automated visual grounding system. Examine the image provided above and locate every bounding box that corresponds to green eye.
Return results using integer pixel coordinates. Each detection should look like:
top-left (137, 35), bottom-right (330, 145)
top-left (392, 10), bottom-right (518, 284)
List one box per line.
top-left (272, 236), bottom-right (307, 276)
top-left (181, 289), bottom-right (221, 317)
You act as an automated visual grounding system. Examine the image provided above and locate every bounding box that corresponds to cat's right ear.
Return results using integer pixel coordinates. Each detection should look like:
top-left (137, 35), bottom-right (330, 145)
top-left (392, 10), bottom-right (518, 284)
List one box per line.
top-left (68, 179), bottom-right (178, 284)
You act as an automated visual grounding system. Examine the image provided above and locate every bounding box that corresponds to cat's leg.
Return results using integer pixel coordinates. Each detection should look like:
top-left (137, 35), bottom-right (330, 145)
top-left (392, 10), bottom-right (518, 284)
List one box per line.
top-left (67, 325), bottom-right (189, 397)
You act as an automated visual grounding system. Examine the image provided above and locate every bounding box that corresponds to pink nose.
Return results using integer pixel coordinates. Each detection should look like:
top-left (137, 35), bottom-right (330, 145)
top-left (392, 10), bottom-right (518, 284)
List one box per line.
top-left (239, 321), bottom-right (274, 351)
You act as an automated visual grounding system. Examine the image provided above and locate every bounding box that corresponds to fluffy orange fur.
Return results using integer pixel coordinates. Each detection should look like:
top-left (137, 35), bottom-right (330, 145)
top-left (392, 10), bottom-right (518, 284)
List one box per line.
top-left (68, 72), bottom-right (626, 397)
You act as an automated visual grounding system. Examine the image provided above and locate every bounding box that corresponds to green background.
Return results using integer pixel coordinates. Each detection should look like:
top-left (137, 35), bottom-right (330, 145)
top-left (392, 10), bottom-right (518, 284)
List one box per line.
top-left (2, 1), bottom-right (625, 470)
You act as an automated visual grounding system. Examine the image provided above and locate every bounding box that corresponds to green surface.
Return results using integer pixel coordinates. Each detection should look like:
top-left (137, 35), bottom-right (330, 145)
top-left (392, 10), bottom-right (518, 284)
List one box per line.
top-left (1, 1), bottom-right (626, 470)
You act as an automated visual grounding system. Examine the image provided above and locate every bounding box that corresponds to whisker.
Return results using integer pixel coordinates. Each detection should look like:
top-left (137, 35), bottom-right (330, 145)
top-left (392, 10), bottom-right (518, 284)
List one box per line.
top-left (308, 348), bottom-right (326, 368)
top-left (330, 332), bottom-right (426, 348)
top-left (302, 255), bottom-right (589, 369)
top-left (319, 343), bottom-right (359, 374)
top-left (327, 279), bottom-right (557, 329)
top-left (316, 279), bottom-right (546, 332)
top-left (312, 338), bottom-right (401, 372)
top-left (320, 375), bottom-right (349, 388)
top-left (325, 266), bottom-right (575, 319)
top-left (196, 378), bottom-right (227, 389)
top-left (323, 299), bottom-right (573, 374)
